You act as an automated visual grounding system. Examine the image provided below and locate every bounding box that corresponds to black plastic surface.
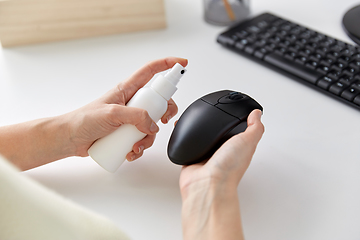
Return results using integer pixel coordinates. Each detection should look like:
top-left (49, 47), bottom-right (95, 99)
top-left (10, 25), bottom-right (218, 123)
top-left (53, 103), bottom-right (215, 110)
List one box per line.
top-left (217, 12), bottom-right (360, 111)
top-left (201, 90), bottom-right (231, 105)
top-left (218, 92), bottom-right (244, 103)
top-left (342, 5), bottom-right (360, 46)
top-left (167, 90), bottom-right (263, 165)
top-left (216, 94), bottom-right (262, 120)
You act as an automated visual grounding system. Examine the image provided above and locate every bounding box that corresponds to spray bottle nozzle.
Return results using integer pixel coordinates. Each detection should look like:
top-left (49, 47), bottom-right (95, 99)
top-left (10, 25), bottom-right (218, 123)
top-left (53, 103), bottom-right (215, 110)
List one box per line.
top-left (164, 63), bottom-right (186, 86)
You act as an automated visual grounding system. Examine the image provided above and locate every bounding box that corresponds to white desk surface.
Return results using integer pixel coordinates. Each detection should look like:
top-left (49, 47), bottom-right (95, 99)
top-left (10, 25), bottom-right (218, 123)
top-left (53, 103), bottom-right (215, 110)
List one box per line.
top-left (1, 0), bottom-right (360, 239)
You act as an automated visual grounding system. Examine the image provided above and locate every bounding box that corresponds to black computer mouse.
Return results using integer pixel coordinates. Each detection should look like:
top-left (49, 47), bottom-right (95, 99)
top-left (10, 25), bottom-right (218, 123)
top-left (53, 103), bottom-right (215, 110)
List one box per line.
top-left (167, 90), bottom-right (263, 165)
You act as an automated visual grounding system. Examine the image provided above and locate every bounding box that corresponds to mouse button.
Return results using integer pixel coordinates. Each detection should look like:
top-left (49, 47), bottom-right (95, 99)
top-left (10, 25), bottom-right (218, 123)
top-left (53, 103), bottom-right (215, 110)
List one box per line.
top-left (216, 121), bottom-right (248, 148)
top-left (218, 92), bottom-right (247, 104)
top-left (201, 90), bottom-right (233, 105)
top-left (216, 98), bottom-right (263, 120)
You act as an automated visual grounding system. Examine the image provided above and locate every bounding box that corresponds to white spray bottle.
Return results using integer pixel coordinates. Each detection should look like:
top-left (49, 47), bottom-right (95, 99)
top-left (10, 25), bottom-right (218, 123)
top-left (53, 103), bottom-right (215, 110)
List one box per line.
top-left (88, 63), bottom-right (187, 172)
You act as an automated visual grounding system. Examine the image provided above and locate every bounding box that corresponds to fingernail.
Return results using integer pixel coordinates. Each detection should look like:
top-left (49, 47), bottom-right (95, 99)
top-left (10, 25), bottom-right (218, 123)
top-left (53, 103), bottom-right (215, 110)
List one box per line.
top-left (138, 145), bottom-right (144, 154)
top-left (249, 110), bottom-right (262, 125)
top-left (128, 154), bottom-right (135, 162)
top-left (166, 115), bottom-right (172, 123)
top-left (150, 122), bottom-right (158, 133)
top-left (256, 110), bottom-right (263, 120)
top-left (180, 57), bottom-right (188, 63)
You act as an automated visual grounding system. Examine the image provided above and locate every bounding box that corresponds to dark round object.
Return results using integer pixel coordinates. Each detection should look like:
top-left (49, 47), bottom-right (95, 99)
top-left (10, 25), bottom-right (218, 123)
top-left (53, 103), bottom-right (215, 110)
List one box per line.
top-left (342, 5), bottom-right (360, 45)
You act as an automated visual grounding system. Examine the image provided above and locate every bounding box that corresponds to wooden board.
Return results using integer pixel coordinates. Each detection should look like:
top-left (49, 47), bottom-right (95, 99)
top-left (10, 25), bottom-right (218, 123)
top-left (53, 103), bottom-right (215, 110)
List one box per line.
top-left (0, 0), bottom-right (166, 47)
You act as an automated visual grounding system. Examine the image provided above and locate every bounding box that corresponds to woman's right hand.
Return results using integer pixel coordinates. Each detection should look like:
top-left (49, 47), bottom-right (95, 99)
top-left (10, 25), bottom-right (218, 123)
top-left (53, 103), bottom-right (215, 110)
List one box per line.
top-left (179, 109), bottom-right (264, 240)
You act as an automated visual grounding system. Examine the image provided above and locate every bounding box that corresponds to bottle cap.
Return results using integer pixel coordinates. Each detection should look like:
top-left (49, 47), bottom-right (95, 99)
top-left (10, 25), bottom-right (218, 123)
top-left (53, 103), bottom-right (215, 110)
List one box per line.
top-left (151, 63), bottom-right (186, 100)
top-left (164, 63), bottom-right (187, 86)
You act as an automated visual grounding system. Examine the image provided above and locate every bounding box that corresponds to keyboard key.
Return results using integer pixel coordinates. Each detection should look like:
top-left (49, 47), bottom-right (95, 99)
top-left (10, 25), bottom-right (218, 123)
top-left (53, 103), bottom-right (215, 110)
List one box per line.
top-left (351, 81), bottom-right (360, 91)
top-left (217, 34), bottom-right (236, 46)
top-left (316, 48), bottom-right (330, 56)
top-left (316, 65), bottom-right (330, 75)
top-left (286, 34), bottom-right (297, 43)
top-left (273, 19), bottom-right (286, 26)
top-left (247, 26), bottom-right (261, 33)
top-left (317, 76), bottom-right (336, 89)
top-left (331, 62), bottom-right (347, 72)
top-left (274, 47), bottom-right (287, 55)
top-left (257, 21), bottom-right (269, 29)
top-left (305, 61), bottom-right (318, 70)
top-left (296, 38), bottom-right (308, 46)
top-left (342, 48), bottom-right (356, 56)
top-left (295, 56), bottom-right (307, 65)
top-left (288, 44), bottom-right (302, 52)
top-left (254, 39), bottom-right (267, 47)
top-left (354, 95), bottom-right (360, 106)
top-left (245, 45), bottom-right (256, 54)
top-left (353, 53), bottom-right (360, 60)
top-left (341, 88), bottom-right (360, 101)
top-left (299, 49), bottom-right (313, 57)
top-left (236, 30), bottom-right (249, 38)
top-left (327, 51), bottom-right (340, 60)
top-left (331, 44), bottom-right (345, 52)
top-left (265, 43), bottom-right (277, 52)
top-left (329, 82), bottom-right (348, 95)
top-left (284, 52), bottom-right (297, 61)
top-left (264, 53), bottom-right (323, 84)
top-left (320, 58), bottom-right (335, 67)
top-left (254, 48), bottom-right (268, 59)
top-left (327, 70), bottom-right (342, 80)
top-left (350, 60), bottom-right (360, 69)
top-left (235, 39), bottom-right (249, 50)
top-left (305, 43), bottom-right (318, 52)
top-left (310, 53), bottom-right (323, 61)
top-left (339, 75), bottom-right (355, 85)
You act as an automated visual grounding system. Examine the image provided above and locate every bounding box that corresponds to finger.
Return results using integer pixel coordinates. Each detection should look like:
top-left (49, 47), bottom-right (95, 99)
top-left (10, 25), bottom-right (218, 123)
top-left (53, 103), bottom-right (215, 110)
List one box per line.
top-left (107, 104), bottom-right (159, 135)
top-left (122, 57), bottom-right (188, 101)
top-left (133, 134), bottom-right (156, 154)
top-left (211, 109), bottom-right (264, 161)
top-left (101, 57), bottom-right (188, 105)
top-left (240, 109), bottom-right (264, 146)
top-left (126, 151), bottom-right (143, 162)
top-left (126, 134), bottom-right (156, 162)
top-left (161, 98), bottom-right (178, 124)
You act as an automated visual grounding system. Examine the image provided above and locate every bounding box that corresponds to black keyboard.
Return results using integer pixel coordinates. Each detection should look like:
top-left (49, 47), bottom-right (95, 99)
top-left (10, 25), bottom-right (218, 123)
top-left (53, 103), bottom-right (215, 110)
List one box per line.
top-left (217, 12), bottom-right (360, 111)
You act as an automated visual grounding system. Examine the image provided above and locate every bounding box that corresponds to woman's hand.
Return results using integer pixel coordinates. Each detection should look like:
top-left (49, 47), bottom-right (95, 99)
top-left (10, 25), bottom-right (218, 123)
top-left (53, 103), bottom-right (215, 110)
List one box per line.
top-left (180, 109), bottom-right (264, 240)
top-left (65, 57), bottom-right (188, 161)
top-left (180, 109), bottom-right (264, 193)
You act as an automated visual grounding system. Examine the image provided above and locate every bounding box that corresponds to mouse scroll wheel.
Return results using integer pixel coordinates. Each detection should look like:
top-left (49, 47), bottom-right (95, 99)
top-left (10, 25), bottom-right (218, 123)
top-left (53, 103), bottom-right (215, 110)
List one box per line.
top-left (218, 93), bottom-right (244, 104)
top-left (228, 94), bottom-right (243, 100)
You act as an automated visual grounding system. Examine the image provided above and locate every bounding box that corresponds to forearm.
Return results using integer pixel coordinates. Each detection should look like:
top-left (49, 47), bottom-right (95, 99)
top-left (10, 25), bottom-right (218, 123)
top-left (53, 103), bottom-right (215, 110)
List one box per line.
top-left (181, 179), bottom-right (244, 240)
top-left (0, 115), bottom-right (75, 170)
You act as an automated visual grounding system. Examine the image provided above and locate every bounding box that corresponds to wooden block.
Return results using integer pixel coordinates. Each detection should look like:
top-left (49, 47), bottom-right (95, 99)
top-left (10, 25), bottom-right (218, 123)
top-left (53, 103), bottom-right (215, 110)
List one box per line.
top-left (0, 0), bottom-right (166, 47)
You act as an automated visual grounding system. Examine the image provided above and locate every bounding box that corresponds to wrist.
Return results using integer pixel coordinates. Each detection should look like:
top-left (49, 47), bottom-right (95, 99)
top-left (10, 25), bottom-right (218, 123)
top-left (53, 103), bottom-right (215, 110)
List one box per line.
top-left (32, 114), bottom-right (79, 162)
top-left (181, 176), bottom-right (238, 206)
top-left (39, 115), bottom-right (77, 159)
top-left (56, 112), bottom-right (82, 157)
top-left (180, 169), bottom-right (240, 201)
top-left (181, 178), bottom-right (243, 240)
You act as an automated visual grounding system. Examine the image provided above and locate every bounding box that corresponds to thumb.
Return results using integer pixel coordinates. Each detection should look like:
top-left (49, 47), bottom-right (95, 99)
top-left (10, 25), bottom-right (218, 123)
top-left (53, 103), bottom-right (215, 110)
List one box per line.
top-left (218, 109), bottom-right (264, 159)
top-left (240, 109), bottom-right (264, 146)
